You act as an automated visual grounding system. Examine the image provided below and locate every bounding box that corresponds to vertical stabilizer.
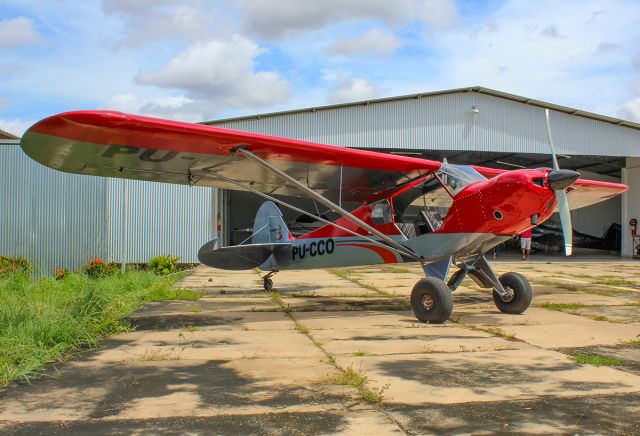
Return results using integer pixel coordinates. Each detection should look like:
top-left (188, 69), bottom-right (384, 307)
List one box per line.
top-left (252, 201), bottom-right (293, 244)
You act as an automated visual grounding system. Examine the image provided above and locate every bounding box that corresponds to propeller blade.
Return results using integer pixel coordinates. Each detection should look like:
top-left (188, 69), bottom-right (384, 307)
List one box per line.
top-left (545, 108), bottom-right (575, 256)
top-left (556, 189), bottom-right (573, 256)
top-left (545, 109), bottom-right (560, 171)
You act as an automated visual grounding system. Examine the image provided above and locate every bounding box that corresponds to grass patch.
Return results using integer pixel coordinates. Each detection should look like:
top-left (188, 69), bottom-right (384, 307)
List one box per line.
top-left (594, 277), bottom-right (635, 286)
top-left (325, 365), bottom-right (388, 404)
top-left (295, 323), bottom-right (310, 335)
top-left (328, 269), bottom-right (391, 297)
top-left (482, 327), bottom-right (517, 340)
top-left (535, 279), bottom-right (578, 291)
top-left (354, 350), bottom-right (369, 356)
top-left (139, 348), bottom-right (182, 361)
top-left (541, 302), bottom-right (588, 311)
top-left (571, 353), bottom-right (621, 367)
top-left (1, 270), bottom-right (186, 386)
top-left (384, 266), bottom-right (412, 274)
top-left (620, 339), bottom-right (640, 348)
top-left (148, 287), bottom-right (202, 301)
top-left (268, 290), bottom-right (283, 306)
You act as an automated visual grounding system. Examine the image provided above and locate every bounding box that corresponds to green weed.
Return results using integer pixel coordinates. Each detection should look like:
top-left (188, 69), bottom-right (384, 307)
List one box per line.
top-left (482, 327), bottom-right (517, 340)
top-left (385, 266), bottom-right (411, 274)
top-left (620, 339), bottom-right (640, 348)
top-left (325, 365), bottom-right (388, 404)
top-left (541, 302), bottom-right (588, 311)
top-left (295, 323), bottom-right (310, 335)
top-left (0, 270), bottom-right (186, 386)
top-left (571, 353), bottom-right (621, 367)
top-left (594, 277), bottom-right (635, 286)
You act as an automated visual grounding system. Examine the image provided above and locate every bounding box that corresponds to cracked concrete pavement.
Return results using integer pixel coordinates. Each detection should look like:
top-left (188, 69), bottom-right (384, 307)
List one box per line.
top-left (1, 261), bottom-right (640, 434)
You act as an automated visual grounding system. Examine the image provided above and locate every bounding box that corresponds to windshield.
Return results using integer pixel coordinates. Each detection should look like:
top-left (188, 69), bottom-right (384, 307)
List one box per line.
top-left (435, 163), bottom-right (487, 197)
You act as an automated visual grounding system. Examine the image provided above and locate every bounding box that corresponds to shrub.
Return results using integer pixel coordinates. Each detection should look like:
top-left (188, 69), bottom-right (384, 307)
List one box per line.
top-left (54, 268), bottom-right (71, 280)
top-left (148, 255), bottom-right (180, 275)
top-left (0, 256), bottom-right (30, 277)
top-left (83, 258), bottom-right (118, 279)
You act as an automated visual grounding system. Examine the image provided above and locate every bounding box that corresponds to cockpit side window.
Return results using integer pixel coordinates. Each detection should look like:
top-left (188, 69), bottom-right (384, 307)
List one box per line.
top-left (435, 163), bottom-right (487, 197)
top-left (371, 201), bottom-right (393, 224)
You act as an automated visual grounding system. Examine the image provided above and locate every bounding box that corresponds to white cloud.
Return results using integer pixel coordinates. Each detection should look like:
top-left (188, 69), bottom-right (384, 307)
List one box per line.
top-left (431, 0), bottom-right (640, 114)
top-left (0, 17), bottom-right (41, 48)
top-left (0, 118), bottom-right (36, 137)
top-left (136, 35), bottom-right (291, 109)
top-left (101, 0), bottom-right (221, 45)
top-left (103, 93), bottom-right (210, 122)
top-left (328, 77), bottom-right (378, 103)
top-left (327, 28), bottom-right (402, 57)
top-left (621, 97), bottom-right (640, 121)
top-left (102, 0), bottom-right (175, 15)
top-left (633, 53), bottom-right (640, 70)
top-left (418, 0), bottom-right (458, 29)
top-left (237, 0), bottom-right (458, 39)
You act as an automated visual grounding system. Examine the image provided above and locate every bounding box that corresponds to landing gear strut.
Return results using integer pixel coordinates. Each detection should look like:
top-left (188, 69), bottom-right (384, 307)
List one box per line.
top-left (448, 254), bottom-right (533, 314)
top-left (410, 253), bottom-right (533, 324)
top-left (262, 271), bottom-right (277, 291)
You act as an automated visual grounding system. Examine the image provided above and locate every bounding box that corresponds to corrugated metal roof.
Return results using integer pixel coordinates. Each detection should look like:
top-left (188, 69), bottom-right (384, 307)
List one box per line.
top-left (203, 86), bottom-right (640, 132)
top-left (0, 128), bottom-right (19, 140)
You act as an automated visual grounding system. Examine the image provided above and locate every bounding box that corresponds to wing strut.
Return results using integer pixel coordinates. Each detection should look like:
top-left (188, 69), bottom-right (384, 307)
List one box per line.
top-left (201, 168), bottom-right (421, 261)
top-left (236, 147), bottom-right (422, 262)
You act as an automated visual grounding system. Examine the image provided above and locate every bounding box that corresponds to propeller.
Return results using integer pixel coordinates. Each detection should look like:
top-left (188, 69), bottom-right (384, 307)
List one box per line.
top-left (545, 109), bottom-right (579, 255)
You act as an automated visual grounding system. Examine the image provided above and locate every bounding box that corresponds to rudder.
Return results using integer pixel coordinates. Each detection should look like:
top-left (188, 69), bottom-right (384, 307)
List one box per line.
top-left (252, 201), bottom-right (293, 244)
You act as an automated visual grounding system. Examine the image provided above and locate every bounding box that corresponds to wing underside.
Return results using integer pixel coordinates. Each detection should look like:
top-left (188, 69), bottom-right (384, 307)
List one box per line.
top-left (21, 111), bottom-right (441, 204)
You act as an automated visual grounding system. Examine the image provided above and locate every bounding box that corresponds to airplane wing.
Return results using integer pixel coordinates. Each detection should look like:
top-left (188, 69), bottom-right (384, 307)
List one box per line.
top-left (20, 111), bottom-right (441, 204)
top-left (473, 165), bottom-right (628, 210)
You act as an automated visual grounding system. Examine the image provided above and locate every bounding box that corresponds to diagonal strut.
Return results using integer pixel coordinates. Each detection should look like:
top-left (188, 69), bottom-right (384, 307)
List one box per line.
top-left (236, 147), bottom-right (422, 262)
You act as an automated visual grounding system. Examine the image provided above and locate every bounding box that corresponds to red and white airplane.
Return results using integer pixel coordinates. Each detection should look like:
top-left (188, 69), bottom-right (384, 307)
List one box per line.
top-left (21, 110), bottom-right (628, 323)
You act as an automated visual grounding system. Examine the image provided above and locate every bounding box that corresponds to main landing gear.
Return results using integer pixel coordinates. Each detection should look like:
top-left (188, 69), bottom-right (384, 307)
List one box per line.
top-left (410, 254), bottom-right (533, 323)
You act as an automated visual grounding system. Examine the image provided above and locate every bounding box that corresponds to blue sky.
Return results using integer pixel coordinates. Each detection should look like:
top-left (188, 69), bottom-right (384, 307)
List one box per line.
top-left (1, 0), bottom-right (640, 136)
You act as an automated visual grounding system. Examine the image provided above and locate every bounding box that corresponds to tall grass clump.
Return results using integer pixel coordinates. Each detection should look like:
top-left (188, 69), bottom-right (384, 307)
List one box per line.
top-left (0, 269), bottom-right (189, 386)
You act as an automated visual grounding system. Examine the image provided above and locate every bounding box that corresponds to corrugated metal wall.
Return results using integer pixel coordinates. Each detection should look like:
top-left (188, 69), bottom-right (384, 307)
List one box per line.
top-left (1, 142), bottom-right (215, 275)
top-left (106, 178), bottom-right (215, 264)
top-left (211, 93), bottom-right (640, 157)
top-left (1, 142), bottom-right (108, 274)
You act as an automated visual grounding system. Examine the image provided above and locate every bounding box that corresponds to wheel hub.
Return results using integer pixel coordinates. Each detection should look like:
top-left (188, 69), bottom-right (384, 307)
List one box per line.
top-left (421, 294), bottom-right (435, 311)
top-left (499, 286), bottom-right (515, 303)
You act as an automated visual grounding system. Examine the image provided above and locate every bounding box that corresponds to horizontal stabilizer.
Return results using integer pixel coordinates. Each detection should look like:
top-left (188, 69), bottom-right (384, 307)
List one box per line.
top-left (198, 239), bottom-right (291, 270)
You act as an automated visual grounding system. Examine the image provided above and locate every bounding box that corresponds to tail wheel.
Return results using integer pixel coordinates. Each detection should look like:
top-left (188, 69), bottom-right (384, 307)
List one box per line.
top-left (411, 278), bottom-right (453, 324)
top-left (492, 272), bottom-right (532, 314)
top-left (263, 277), bottom-right (273, 291)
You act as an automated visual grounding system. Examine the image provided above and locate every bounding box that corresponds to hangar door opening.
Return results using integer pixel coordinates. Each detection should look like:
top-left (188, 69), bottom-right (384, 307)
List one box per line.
top-left (225, 190), bottom-right (361, 246)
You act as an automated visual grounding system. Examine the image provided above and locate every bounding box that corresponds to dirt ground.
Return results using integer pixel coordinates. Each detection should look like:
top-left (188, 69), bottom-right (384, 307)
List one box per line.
top-left (2, 259), bottom-right (640, 435)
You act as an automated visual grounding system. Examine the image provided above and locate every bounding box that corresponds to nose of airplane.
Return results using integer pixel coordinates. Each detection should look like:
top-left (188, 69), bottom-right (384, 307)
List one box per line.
top-left (548, 169), bottom-right (580, 191)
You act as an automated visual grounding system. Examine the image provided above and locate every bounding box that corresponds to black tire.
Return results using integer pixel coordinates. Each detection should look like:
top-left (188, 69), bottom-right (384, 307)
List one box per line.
top-left (492, 272), bottom-right (532, 314)
top-left (411, 278), bottom-right (453, 324)
top-left (263, 278), bottom-right (273, 291)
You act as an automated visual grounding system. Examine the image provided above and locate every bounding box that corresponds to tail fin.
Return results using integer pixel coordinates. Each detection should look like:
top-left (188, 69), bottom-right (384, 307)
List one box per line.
top-left (252, 201), bottom-right (293, 244)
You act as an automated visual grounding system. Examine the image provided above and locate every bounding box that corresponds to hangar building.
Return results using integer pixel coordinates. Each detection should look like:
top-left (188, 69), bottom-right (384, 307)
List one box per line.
top-left (1, 86), bottom-right (639, 274)
top-left (205, 87), bottom-right (640, 258)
